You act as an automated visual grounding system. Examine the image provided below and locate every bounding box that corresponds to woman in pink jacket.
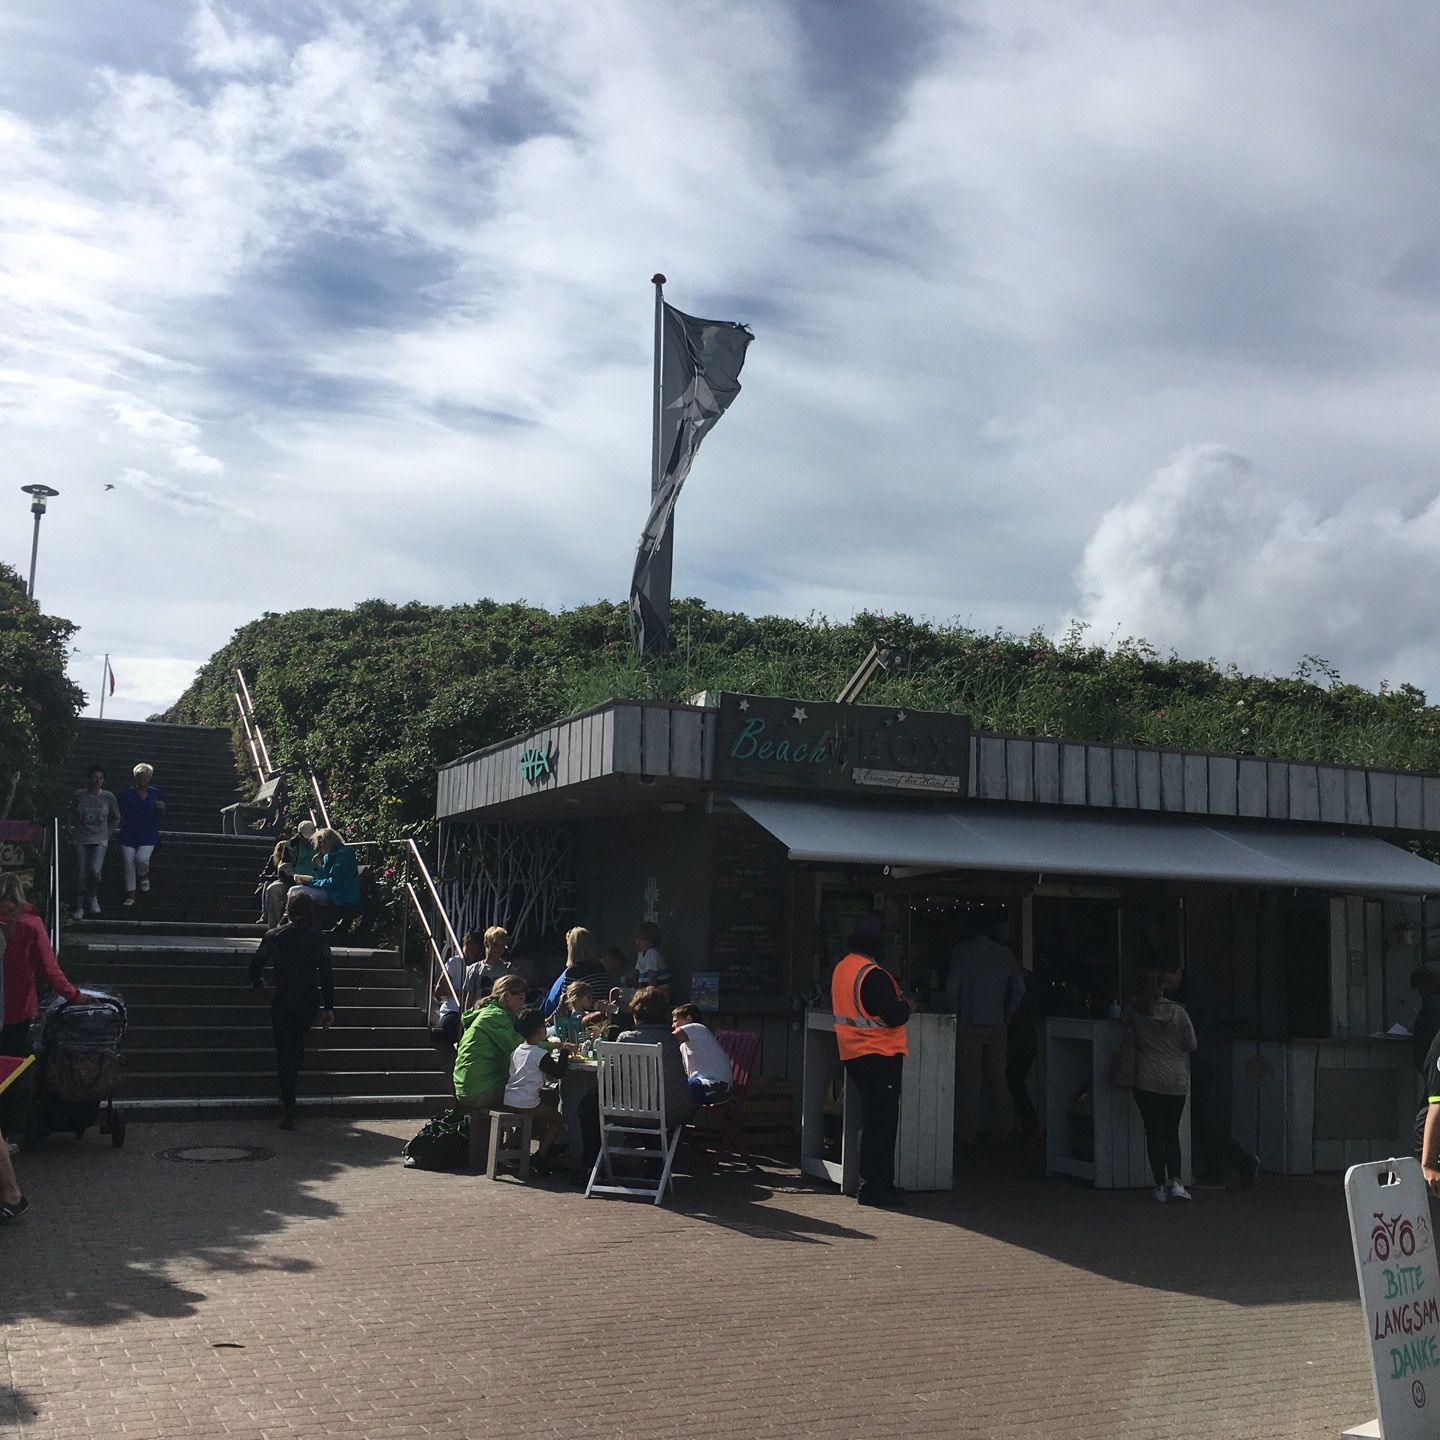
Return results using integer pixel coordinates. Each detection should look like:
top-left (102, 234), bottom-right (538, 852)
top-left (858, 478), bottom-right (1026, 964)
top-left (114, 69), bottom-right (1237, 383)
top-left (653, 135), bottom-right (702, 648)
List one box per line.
top-left (1, 872), bottom-right (81, 1057)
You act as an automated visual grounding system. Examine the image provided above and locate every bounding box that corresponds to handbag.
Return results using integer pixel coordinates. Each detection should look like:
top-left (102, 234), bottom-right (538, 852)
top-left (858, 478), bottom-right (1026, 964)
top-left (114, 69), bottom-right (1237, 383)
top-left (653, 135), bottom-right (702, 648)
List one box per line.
top-left (1109, 1020), bottom-right (1137, 1089)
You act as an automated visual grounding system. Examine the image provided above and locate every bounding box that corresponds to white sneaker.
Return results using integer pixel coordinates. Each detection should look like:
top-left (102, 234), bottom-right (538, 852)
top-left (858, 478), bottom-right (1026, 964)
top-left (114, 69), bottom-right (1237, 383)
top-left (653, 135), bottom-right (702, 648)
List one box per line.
top-left (1167, 1180), bottom-right (1192, 1202)
top-left (71, 907), bottom-right (84, 922)
top-left (87, 898), bottom-right (101, 915)
top-left (122, 897), bottom-right (135, 908)
top-left (1153, 1184), bottom-right (1169, 1203)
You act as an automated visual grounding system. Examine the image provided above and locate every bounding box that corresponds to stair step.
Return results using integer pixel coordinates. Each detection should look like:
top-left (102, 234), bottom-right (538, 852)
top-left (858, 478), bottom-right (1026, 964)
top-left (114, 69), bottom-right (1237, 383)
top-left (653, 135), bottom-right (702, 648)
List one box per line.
top-left (120, 1070), bottom-right (453, 1099)
top-left (118, 1095), bottom-right (448, 1122)
top-left (126, 1047), bottom-right (446, 1074)
top-left (126, 1004), bottom-right (424, 1027)
top-left (126, 1025), bottom-right (439, 1047)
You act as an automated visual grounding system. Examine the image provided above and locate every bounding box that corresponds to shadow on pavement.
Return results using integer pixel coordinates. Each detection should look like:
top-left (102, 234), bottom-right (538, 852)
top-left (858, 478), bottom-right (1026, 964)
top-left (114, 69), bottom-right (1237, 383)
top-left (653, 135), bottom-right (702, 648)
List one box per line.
top-left (897, 1145), bottom-right (1358, 1307)
top-left (1, 1120), bottom-right (401, 1329)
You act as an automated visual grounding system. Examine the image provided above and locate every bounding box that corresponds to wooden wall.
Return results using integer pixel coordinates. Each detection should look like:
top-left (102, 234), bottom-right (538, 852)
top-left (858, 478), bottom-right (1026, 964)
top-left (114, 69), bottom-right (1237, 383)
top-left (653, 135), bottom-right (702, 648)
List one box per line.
top-left (973, 734), bottom-right (1440, 834)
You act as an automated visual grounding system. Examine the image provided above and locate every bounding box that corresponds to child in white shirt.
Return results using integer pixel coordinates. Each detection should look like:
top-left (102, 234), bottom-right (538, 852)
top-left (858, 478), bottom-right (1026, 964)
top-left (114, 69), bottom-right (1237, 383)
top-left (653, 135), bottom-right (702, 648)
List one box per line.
top-left (671, 1004), bottom-right (734, 1106)
top-left (503, 1008), bottom-right (567, 1169)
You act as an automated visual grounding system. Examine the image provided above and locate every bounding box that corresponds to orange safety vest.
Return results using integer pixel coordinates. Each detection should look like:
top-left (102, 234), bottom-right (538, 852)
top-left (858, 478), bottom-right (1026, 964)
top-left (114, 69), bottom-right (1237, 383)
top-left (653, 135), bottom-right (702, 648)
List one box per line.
top-left (831, 951), bottom-right (908, 1062)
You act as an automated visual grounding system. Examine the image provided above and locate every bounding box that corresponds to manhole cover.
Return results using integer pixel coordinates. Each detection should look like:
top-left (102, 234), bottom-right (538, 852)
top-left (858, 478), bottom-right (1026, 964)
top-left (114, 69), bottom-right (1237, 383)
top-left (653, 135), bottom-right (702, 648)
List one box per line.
top-left (156, 1145), bottom-right (276, 1165)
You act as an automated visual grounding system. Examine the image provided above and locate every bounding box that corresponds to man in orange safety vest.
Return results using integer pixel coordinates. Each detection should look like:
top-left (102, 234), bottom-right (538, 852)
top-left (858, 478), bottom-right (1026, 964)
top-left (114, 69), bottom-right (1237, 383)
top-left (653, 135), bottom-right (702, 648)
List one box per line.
top-left (830, 912), bottom-right (912, 1208)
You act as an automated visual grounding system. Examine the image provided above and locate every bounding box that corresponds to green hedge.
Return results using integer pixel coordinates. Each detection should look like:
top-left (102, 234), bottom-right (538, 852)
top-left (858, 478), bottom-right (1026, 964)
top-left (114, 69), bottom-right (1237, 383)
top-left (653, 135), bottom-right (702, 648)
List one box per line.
top-left (163, 597), bottom-right (1440, 851)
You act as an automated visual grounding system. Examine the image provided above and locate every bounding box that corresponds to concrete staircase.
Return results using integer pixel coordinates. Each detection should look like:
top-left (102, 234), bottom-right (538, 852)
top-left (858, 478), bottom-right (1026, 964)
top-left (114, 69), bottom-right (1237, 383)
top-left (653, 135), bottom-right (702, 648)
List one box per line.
top-left (61, 717), bottom-right (263, 924)
top-left (57, 718), bottom-right (451, 1120)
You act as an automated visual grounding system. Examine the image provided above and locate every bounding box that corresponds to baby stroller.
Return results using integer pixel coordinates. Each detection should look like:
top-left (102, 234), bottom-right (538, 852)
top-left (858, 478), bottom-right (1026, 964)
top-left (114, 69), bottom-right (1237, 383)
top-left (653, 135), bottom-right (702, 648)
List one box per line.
top-left (22, 987), bottom-right (127, 1149)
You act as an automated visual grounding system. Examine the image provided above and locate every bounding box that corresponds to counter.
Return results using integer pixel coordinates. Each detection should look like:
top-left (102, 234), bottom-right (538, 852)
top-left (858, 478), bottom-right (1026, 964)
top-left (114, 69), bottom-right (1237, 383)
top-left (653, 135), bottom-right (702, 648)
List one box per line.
top-left (1230, 1037), bottom-right (1417, 1175)
top-left (800, 1009), bottom-right (956, 1192)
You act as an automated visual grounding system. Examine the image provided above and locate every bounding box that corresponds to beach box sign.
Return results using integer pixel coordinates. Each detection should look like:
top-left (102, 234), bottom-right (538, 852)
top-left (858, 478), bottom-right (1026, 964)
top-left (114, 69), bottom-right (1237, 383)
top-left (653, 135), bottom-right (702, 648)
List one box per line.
top-left (1344, 1157), bottom-right (1440, 1439)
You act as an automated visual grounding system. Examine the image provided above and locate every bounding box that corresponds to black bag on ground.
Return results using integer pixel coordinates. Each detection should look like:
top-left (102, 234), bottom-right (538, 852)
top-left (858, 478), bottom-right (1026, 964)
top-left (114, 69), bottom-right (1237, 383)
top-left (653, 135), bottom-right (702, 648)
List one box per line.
top-left (402, 1107), bottom-right (470, 1171)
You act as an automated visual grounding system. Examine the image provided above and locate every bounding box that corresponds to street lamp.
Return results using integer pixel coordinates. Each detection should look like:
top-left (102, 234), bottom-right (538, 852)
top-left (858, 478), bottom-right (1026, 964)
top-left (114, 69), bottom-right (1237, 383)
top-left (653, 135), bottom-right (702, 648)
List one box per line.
top-left (20, 484), bottom-right (59, 600)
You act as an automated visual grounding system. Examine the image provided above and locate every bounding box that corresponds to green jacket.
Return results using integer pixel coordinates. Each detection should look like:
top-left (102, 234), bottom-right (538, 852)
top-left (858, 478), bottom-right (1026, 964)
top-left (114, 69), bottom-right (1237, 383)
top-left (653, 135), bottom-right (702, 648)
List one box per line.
top-left (452, 999), bottom-right (521, 1099)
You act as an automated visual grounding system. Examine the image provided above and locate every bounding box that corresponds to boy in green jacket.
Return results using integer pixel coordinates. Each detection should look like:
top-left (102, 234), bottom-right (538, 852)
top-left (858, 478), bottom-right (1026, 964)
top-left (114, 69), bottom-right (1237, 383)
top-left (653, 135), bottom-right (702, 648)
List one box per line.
top-left (453, 974), bottom-right (527, 1110)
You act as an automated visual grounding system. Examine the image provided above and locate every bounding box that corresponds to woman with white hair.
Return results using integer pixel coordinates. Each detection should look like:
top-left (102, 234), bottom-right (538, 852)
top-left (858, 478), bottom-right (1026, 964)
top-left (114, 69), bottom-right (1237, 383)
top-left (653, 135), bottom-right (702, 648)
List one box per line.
top-left (117, 762), bottom-right (166, 908)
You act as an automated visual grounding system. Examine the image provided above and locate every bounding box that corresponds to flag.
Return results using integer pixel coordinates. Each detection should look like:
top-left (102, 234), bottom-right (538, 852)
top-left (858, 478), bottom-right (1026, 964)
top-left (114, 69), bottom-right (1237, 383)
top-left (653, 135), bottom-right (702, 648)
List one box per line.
top-left (105, 659), bottom-right (116, 696)
top-left (630, 303), bottom-right (753, 659)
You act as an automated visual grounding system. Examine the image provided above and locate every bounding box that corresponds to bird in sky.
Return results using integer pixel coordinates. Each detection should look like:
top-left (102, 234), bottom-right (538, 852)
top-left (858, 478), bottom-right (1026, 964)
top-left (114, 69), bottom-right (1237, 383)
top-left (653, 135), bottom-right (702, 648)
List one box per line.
top-left (103, 483), bottom-right (115, 490)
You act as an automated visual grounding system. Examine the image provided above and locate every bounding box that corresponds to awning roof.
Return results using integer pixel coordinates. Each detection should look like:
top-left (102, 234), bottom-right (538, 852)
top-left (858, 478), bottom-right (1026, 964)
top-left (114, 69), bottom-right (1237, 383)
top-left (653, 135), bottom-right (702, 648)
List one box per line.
top-left (730, 793), bottom-right (1440, 896)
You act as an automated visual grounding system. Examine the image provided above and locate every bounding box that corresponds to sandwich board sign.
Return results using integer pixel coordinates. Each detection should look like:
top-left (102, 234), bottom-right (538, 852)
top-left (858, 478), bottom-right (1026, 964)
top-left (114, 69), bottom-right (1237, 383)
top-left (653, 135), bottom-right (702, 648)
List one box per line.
top-left (1344, 1157), bottom-right (1440, 1439)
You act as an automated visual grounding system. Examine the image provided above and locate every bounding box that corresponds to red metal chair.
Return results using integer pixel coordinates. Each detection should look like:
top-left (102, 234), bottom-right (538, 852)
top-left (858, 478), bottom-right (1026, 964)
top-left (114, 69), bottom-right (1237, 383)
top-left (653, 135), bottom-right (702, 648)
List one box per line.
top-left (698, 1028), bottom-right (761, 1164)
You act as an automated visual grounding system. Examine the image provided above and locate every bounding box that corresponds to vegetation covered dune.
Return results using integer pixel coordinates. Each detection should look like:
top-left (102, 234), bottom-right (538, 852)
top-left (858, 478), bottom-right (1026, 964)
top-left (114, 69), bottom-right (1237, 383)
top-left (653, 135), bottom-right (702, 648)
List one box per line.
top-left (161, 595), bottom-right (1440, 850)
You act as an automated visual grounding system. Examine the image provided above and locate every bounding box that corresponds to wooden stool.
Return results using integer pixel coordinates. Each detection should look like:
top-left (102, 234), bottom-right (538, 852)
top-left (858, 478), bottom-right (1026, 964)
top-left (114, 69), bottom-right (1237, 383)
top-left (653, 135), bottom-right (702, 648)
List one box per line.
top-left (478, 1110), bottom-right (532, 1181)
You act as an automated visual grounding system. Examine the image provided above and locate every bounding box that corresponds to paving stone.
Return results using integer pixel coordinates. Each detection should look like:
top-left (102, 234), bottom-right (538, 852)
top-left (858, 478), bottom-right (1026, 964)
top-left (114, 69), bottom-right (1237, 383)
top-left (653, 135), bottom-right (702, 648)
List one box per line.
top-left (0, 1118), bottom-right (1378, 1438)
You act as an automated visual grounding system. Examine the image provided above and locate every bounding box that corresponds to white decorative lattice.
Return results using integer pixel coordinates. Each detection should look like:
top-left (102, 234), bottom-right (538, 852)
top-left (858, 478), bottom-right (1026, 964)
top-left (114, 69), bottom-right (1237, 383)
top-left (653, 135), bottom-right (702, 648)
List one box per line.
top-left (436, 820), bottom-right (575, 948)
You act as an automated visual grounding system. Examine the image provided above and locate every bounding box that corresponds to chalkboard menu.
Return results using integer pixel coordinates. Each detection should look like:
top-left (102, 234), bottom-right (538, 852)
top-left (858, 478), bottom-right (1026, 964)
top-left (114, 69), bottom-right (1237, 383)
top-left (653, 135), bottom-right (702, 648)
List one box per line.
top-left (709, 826), bottom-right (789, 999)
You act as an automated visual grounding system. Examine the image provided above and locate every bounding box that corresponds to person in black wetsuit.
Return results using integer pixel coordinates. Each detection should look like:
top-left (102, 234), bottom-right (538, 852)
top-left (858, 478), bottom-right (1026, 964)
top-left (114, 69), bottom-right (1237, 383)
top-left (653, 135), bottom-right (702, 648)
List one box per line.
top-left (250, 891), bottom-right (335, 1130)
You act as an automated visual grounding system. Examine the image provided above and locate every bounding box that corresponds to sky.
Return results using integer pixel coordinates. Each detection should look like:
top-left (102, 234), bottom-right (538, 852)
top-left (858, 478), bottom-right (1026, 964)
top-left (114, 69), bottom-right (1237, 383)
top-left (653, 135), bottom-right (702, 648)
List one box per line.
top-left (5, 1), bottom-right (1440, 721)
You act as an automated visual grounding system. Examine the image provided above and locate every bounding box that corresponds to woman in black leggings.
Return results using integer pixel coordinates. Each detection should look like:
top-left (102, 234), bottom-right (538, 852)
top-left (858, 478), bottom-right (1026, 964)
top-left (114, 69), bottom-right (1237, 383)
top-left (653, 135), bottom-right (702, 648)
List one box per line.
top-left (1127, 964), bottom-right (1197, 1203)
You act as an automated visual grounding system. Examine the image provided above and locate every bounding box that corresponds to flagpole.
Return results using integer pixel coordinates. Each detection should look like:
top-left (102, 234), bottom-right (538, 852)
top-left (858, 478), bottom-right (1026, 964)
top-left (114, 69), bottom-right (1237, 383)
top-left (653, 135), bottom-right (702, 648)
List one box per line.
top-left (646, 271), bottom-right (673, 655)
top-left (651, 273), bottom-right (665, 498)
top-left (99, 654), bottom-right (109, 719)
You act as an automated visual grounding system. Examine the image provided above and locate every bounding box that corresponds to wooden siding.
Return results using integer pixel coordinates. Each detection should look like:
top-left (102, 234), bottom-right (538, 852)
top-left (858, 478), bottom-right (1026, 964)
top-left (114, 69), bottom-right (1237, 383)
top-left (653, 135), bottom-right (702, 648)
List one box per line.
top-left (440, 702), bottom-right (1440, 835)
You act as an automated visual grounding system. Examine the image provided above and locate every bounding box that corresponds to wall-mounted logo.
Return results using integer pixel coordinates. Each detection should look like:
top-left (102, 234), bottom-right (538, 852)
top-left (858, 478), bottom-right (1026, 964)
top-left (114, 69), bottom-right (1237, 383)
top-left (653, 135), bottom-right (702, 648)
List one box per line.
top-left (518, 744), bottom-right (557, 786)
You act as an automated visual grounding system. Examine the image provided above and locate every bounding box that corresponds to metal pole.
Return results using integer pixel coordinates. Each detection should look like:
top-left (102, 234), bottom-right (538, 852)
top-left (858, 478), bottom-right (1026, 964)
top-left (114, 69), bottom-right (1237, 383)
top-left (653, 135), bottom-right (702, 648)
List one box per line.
top-left (27, 507), bottom-right (41, 598)
top-left (651, 273), bottom-right (665, 498)
top-left (21, 485), bottom-right (59, 600)
top-left (99, 654), bottom-right (108, 720)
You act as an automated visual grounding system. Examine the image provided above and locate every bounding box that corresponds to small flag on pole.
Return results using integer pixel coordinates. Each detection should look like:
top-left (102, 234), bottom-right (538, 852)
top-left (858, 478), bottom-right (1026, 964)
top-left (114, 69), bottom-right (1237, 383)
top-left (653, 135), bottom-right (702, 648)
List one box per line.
top-left (106, 658), bottom-right (116, 696)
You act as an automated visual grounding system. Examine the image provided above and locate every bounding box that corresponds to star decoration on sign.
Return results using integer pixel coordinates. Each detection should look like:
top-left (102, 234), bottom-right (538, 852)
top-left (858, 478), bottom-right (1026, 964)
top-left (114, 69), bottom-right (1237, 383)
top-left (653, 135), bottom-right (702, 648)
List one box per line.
top-left (792, 706), bottom-right (808, 723)
top-left (896, 711), bottom-right (907, 721)
top-left (738, 698), bottom-right (750, 711)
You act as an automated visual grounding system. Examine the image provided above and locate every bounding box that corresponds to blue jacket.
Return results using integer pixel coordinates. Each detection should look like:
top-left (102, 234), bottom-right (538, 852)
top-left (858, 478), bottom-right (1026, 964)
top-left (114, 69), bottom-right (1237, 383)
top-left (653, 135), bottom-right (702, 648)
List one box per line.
top-left (310, 843), bottom-right (361, 907)
top-left (117, 786), bottom-right (164, 847)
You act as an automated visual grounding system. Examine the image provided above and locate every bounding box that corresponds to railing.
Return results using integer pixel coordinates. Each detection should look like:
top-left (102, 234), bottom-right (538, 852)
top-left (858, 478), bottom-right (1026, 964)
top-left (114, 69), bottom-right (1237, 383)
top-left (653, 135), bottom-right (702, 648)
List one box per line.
top-left (401, 837), bottom-right (463, 1023)
top-left (233, 667), bottom-right (465, 1006)
top-left (234, 668), bottom-right (275, 783)
top-left (46, 815), bottom-right (61, 955)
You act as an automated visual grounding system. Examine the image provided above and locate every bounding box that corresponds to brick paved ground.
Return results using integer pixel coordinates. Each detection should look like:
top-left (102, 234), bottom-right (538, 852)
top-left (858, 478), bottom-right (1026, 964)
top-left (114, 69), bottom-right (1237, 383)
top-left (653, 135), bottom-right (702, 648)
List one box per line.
top-left (1, 1119), bottom-right (1378, 1439)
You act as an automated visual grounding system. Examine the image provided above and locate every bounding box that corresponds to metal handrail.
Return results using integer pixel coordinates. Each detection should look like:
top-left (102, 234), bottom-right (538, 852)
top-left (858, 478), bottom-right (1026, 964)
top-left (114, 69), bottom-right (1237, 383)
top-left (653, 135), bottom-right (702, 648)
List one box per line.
top-left (403, 838), bottom-right (465, 1024)
top-left (405, 837), bottom-right (462, 956)
top-left (234, 669), bottom-right (274, 779)
top-left (407, 881), bottom-right (461, 1010)
top-left (47, 814), bottom-right (61, 955)
top-left (308, 773), bottom-right (332, 830)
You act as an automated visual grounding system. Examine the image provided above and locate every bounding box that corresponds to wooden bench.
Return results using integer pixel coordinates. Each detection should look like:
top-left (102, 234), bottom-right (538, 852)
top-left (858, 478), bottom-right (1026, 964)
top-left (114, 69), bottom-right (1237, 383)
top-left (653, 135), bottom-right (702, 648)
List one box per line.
top-left (220, 775), bottom-right (286, 835)
top-left (466, 1108), bottom-right (533, 1180)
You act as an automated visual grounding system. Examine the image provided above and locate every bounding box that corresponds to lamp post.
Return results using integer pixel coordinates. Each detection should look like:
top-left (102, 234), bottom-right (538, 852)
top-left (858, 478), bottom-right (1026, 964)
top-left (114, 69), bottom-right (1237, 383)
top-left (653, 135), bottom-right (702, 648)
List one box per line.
top-left (20, 484), bottom-right (59, 600)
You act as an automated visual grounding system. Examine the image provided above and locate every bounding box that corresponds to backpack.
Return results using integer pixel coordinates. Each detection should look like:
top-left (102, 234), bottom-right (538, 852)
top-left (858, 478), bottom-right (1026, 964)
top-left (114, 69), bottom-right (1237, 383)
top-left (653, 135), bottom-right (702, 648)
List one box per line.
top-left (401, 1107), bottom-right (470, 1171)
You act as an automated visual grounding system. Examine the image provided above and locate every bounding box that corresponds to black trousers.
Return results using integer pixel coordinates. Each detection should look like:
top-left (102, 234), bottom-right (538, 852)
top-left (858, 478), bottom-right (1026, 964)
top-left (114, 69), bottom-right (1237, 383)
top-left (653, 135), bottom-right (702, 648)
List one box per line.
top-left (273, 1009), bottom-right (316, 1116)
top-left (844, 1052), bottom-right (904, 1195)
top-left (1132, 1087), bottom-right (1186, 1186)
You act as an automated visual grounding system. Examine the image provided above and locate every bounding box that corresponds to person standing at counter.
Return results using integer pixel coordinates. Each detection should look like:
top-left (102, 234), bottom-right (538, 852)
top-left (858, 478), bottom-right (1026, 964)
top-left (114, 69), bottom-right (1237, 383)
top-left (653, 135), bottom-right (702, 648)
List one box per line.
top-left (947, 921), bottom-right (1025, 1148)
top-left (831, 913), bottom-right (911, 1209)
top-left (1126, 963), bottom-right (1197, 1204)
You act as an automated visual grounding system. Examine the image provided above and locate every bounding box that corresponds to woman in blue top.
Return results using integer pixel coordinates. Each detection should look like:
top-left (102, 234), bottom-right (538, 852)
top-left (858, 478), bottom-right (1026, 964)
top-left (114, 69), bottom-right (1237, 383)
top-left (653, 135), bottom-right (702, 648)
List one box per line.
top-left (117, 762), bottom-right (166, 908)
top-left (288, 827), bottom-right (361, 911)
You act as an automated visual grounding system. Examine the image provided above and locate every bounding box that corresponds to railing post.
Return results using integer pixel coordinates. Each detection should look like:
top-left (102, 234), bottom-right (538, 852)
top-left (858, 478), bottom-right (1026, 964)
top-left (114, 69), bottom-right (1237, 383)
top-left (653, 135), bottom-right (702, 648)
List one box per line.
top-left (400, 843), bottom-right (411, 971)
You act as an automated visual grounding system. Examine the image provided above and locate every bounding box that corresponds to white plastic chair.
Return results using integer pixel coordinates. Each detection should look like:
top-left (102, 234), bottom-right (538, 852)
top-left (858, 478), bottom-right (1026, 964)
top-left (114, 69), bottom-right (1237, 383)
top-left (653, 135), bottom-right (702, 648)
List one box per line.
top-left (585, 1041), bottom-right (682, 1205)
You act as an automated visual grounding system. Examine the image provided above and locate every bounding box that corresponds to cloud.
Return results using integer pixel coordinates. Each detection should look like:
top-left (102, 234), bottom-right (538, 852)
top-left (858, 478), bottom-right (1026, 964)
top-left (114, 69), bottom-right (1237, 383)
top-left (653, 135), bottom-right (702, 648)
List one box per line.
top-left (3, 0), bottom-right (1440, 716)
top-left (116, 466), bottom-right (253, 528)
top-left (1075, 445), bottom-right (1440, 692)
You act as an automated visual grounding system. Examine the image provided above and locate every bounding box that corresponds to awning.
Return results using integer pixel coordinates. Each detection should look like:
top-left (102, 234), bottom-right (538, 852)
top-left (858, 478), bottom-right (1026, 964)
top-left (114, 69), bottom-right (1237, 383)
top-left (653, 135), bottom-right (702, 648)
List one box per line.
top-left (729, 793), bottom-right (1440, 896)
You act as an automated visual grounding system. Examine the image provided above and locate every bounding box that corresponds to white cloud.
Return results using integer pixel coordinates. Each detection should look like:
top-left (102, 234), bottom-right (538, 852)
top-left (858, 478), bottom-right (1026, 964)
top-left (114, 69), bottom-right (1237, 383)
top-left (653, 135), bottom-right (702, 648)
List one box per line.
top-left (2, 0), bottom-right (1440, 714)
top-left (116, 466), bottom-right (253, 528)
top-left (1076, 445), bottom-right (1440, 692)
